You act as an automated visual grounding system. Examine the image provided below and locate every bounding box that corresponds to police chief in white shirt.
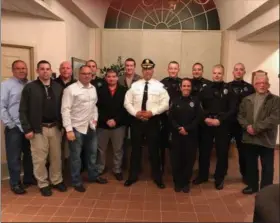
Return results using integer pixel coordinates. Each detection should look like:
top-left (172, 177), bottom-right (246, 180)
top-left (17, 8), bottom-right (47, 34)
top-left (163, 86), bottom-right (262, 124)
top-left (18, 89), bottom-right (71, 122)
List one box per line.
top-left (61, 65), bottom-right (107, 193)
top-left (124, 59), bottom-right (169, 189)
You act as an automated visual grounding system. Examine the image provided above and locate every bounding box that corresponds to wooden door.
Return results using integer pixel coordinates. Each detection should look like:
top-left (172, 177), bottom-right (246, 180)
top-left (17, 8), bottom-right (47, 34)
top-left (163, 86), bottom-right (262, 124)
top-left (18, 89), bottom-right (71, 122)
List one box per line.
top-left (1, 44), bottom-right (34, 179)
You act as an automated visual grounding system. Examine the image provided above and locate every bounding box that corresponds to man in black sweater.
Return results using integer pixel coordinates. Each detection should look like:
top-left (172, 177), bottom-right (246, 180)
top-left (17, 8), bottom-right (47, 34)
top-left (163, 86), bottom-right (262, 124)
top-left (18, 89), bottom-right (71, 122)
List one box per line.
top-left (19, 60), bottom-right (67, 196)
top-left (96, 69), bottom-right (127, 181)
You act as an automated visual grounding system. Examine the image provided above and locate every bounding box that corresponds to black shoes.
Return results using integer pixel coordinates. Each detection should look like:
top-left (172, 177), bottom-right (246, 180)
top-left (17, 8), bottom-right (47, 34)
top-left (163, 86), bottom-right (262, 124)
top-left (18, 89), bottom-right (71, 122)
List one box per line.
top-left (124, 179), bottom-right (137, 187)
top-left (193, 177), bottom-right (208, 185)
top-left (40, 186), bottom-right (52, 197)
top-left (242, 186), bottom-right (258, 195)
top-left (114, 173), bottom-right (123, 181)
top-left (53, 182), bottom-right (67, 192)
top-left (11, 184), bottom-right (26, 195)
top-left (74, 185), bottom-right (86, 193)
top-left (89, 176), bottom-right (108, 184)
top-left (174, 187), bottom-right (182, 192)
top-left (23, 178), bottom-right (37, 188)
top-left (154, 180), bottom-right (165, 189)
top-left (174, 185), bottom-right (190, 193)
top-left (215, 180), bottom-right (224, 190)
top-left (182, 185), bottom-right (190, 193)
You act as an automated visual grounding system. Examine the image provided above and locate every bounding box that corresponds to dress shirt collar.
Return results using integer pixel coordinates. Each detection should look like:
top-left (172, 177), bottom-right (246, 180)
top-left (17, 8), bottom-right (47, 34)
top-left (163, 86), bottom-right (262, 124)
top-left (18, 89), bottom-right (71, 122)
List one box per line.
top-left (12, 76), bottom-right (28, 84)
top-left (141, 78), bottom-right (155, 85)
top-left (77, 80), bottom-right (93, 89)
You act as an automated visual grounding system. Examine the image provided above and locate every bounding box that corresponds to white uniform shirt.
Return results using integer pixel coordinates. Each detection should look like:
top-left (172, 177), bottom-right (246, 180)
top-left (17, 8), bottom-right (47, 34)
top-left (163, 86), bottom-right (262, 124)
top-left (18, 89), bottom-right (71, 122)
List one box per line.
top-left (124, 78), bottom-right (169, 116)
top-left (61, 81), bottom-right (98, 134)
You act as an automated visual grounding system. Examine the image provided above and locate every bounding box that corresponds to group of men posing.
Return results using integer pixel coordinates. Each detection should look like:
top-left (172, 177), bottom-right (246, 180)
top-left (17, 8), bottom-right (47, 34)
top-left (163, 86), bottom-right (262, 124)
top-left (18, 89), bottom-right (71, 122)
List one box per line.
top-left (1, 57), bottom-right (279, 197)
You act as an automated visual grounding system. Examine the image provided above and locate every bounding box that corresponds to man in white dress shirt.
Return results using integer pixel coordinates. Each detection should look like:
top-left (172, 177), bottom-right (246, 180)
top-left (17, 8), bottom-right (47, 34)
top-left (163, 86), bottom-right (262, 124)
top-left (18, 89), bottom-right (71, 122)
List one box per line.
top-left (124, 59), bottom-right (169, 188)
top-left (61, 65), bottom-right (107, 192)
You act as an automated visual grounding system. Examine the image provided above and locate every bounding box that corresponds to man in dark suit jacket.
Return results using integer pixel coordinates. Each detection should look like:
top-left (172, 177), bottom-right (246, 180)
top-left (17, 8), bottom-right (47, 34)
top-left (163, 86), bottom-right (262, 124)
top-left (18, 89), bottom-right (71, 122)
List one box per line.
top-left (97, 69), bottom-right (127, 181)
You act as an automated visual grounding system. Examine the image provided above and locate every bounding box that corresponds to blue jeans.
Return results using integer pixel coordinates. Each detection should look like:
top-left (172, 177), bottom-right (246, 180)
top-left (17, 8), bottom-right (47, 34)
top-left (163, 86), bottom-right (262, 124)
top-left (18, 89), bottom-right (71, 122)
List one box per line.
top-left (5, 126), bottom-right (34, 186)
top-left (68, 128), bottom-right (99, 186)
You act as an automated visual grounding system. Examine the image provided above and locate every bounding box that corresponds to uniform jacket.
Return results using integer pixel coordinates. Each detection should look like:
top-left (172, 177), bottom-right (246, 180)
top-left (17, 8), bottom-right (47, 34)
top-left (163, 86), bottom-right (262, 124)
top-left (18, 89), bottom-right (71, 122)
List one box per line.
top-left (169, 95), bottom-right (202, 136)
top-left (90, 76), bottom-right (105, 89)
top-left (199, 82), bottom-right (237, 124)
top-left (160, 77), bottom-right (182, 102)
top-left (238, 92), bottom-right (280, 149)
top-left (191, 77), bottom-right (212, 97)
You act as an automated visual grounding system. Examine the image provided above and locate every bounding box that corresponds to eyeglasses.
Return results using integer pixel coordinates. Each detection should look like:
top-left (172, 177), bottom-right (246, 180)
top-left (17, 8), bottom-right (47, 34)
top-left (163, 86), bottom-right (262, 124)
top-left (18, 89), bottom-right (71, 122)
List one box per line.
top-left (80, 72), bottom-right (92, 76)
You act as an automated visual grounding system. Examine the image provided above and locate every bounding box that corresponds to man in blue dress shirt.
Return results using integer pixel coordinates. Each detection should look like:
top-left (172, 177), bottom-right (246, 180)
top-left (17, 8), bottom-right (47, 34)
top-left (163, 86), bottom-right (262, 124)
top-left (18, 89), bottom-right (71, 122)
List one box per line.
top-left (0, 60), bottom-right (36, 194)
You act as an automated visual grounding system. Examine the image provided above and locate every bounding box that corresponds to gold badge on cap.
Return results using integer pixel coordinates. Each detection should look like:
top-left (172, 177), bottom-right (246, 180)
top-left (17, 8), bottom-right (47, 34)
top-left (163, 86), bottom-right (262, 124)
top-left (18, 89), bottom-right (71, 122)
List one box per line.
top-left (145, 59), bottom-right (150, 64)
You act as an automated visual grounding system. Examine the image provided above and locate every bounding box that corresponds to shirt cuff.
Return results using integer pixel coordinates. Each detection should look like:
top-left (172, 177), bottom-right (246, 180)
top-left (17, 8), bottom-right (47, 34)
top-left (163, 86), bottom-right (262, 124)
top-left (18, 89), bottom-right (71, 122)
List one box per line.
top-left (65, 126), bottom-right (73, 132)
top-left (150, 108), bottom-right (158, 116)
top-left (89, 120), bottom-right (97, 130)
top-left (7, 123), bottom-right (16, 129)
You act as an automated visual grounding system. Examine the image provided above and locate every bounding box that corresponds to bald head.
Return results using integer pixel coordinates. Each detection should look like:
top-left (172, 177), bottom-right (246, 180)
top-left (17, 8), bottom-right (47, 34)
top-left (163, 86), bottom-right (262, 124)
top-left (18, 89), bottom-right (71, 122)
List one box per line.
top-left (233, 63), bottom-right (246, 80)
top-left (59, 61), bottom-right (72, 80)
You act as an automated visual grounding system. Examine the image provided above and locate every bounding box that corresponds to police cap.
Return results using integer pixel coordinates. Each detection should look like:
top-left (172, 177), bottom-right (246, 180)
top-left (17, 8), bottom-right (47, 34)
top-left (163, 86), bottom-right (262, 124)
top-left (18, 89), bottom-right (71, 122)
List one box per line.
top-left (141, 59), bottom-right (155, 69)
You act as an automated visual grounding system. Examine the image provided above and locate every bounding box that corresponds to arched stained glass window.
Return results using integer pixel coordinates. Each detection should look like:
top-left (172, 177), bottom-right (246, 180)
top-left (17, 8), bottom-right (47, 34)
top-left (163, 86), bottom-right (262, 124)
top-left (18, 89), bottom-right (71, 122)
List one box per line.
top-left (105, 0), bottom-right (220, 30)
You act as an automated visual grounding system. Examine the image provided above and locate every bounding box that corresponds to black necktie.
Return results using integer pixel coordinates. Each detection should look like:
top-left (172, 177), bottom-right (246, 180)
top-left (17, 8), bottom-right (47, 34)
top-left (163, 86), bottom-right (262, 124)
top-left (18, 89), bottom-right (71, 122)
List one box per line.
top-left (141, 81), bottom-right (148, 111)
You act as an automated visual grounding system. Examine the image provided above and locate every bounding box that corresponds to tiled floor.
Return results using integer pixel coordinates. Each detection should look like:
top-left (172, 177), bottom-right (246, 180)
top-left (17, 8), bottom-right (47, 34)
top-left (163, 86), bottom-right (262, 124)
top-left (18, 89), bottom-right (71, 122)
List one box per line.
top-left (1, 149), bottom-right (279, 222)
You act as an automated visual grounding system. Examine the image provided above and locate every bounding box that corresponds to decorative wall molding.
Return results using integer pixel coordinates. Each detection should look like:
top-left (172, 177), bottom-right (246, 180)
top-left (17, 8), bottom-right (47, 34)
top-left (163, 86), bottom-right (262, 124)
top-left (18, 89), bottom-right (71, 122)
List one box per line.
top-left (105, 0), bottom-right (220, 30)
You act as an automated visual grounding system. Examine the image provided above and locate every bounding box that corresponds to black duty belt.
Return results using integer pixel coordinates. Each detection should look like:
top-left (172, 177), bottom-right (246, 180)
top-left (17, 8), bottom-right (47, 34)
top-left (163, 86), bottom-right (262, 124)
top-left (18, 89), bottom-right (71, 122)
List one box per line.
top-left (42, 123), bottom-right (57, 128)
top-left (207, 115), bottom-right (218, 119)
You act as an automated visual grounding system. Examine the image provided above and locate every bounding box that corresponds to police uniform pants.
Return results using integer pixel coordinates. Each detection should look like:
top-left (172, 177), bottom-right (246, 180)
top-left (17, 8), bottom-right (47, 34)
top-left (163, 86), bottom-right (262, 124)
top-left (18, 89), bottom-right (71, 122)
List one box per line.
top-left (160, 114), bottom-right (170, 171)
top-left (170, 133), bottom-right (197, 188)
top-left (230, 121), bottom-right (246, 178)
top-left (128, 117), bottom-right (162, 182)
top-left (198, 124), bottom-right (230, 181)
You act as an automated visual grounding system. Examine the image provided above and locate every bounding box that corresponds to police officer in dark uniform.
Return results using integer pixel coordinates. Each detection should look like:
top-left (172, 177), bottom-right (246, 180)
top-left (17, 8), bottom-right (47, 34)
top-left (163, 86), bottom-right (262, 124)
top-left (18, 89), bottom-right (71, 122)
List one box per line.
top-left (160, 61), bottom-right (182, 172)
top-left (193, 64), bottom-right (237, 190)
top-left (86, 60), bottom-right (105, 89)
top-left (169, 78), bottom-right (202, 193)
top-left (191, 62), bottom-right (212, 97)
top-left (190, 63), bottom-right (212, 175)
top-left (228, 63), bottom-right (255, 184)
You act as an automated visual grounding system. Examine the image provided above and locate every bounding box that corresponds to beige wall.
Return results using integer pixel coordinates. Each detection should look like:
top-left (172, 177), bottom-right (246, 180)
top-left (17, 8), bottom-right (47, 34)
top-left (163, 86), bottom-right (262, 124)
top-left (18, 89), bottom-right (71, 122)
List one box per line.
top-left (1, 0), bottom-right (94, 74)
top-left (89, 28), bottom-right (102, 66)
top-left (1, 12), bottom-right (66, 74)
top-left (215, 0), bottom-right (268, 30)
top-left (222, 30), bottom-right (279, 144)
top-left (72, 0), bottom-right (110, 28)
top-left (102, 30), bottom-right (222, 80)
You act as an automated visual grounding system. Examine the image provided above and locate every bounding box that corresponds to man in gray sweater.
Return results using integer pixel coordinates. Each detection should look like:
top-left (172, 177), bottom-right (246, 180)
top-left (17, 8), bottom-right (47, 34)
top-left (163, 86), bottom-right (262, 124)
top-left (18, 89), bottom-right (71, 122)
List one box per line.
top-left (238, 74), bottom-right (280, 194)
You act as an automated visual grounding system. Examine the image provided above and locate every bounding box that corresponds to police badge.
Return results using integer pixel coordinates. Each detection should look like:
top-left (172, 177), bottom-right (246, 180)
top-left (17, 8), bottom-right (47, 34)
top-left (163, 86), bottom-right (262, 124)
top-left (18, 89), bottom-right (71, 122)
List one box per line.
top-left (189, 102), bottom-right (194, 107)
top-left (244, 86), bottom-right (248, 92)
top-left (223, 89), bottom-right (228, 95)
top-left (98, 82), bottom-right (102, 87)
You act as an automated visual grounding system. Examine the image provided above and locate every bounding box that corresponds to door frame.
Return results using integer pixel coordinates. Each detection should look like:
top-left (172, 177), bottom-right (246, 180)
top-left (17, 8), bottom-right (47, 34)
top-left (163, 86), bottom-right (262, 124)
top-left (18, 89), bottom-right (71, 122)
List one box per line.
top-left (1, 43), bottom-right (35, 80)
